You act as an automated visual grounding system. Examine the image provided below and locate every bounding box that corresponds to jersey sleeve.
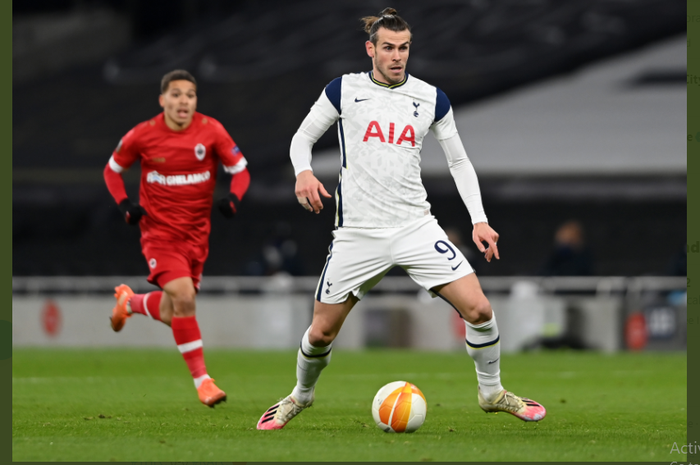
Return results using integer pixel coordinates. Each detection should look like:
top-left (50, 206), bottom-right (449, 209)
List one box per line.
top-left (324, 77), bottom-right (342, 114)
top-left (289, 81), bottom-right (341, 175)
top-left (109, 127), bottom-right (141, 173)
top-left (104, 125), bottom-right (142, 204)
top-left (212, 119), bottom-right (248, 175)
top-left (438, 133), bottom-right (487, 224)
top-left (430, 88), bottom-right (458, 141)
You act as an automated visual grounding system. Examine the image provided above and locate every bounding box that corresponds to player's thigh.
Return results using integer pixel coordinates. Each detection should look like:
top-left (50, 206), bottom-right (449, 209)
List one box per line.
top-left (316, 227), bottom-right (394, 304)
top-left (433, 273), bottom-right (492, 324)
top-left (162, 276), bottom-right (197, 299)
top-left (162, 276), bottom-right (197, 316)
top-left (394, 217), bottom-right (474, 294)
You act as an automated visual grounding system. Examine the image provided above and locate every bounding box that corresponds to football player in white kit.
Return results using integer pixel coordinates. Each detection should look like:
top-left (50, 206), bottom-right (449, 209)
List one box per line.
top-left (257, 7), bottom-right (546, 430)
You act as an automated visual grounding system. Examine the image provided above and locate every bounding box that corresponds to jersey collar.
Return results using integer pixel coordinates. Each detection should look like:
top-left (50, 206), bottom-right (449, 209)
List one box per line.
top-left (369, 71), bottom-right (409, 89)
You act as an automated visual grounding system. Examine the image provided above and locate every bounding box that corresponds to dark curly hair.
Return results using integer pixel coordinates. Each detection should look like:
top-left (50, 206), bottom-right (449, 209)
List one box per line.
top-left (160, 69), bottom-right (197, 94)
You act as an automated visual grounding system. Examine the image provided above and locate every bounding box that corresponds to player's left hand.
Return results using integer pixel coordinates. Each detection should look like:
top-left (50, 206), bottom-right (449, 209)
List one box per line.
top-left (472, 222), bottom-right (500, 262)
top-left (217, 193), bottom-right (240, 218)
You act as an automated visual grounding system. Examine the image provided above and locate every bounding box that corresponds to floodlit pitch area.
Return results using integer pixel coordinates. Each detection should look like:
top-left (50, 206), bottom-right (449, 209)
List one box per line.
top-left (12, 349), bottom-right (686, 462)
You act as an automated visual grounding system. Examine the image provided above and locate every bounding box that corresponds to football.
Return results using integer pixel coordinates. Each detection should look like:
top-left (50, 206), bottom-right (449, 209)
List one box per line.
top-left (371, 381), bottom-right (427, 433)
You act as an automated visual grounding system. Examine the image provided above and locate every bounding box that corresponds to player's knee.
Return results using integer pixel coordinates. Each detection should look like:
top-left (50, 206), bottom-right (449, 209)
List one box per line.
top-left (170, 290), bottom-right (196, 316)
top-left (308, 326), bottom-right (337, 347)
top-left (462, 298), bottom-right (492, 324)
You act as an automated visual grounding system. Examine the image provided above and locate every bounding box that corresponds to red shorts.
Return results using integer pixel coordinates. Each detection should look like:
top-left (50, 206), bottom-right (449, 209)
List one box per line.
top-left (141, 240), bottom-right (209, 291)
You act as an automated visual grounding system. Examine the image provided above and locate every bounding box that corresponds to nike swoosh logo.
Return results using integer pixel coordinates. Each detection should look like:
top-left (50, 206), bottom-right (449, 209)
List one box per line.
top-left (487, 358), bottom-right (499, 364)
top-left (451, 261), bottom-right (463, 271)
top-left (355, 98), bottom-right (370, 102)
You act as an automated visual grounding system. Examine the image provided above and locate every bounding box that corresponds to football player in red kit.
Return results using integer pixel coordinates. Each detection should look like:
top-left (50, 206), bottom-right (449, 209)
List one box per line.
top-left (103, 70), bottom-right (250, 407)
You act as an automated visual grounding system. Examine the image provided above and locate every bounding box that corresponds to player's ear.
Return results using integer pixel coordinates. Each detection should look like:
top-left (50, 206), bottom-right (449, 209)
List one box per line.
top-left (158, 94), bottom-right (165, 108)
top-left (365, 40), bottom-right (375, 58)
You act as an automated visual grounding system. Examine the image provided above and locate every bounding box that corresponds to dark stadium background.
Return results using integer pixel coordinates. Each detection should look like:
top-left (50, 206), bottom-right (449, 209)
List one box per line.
top-left (12, 0), bottom-right (686, 278)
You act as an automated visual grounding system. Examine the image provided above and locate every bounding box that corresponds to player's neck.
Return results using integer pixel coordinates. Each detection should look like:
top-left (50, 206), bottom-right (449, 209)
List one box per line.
top-left (370, 69), bottom-right (406, 87)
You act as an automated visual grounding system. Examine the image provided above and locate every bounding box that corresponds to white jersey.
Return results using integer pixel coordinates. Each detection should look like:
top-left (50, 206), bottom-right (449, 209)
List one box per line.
top-left (326, 72), bottom-right (457, 228)
top-left (290, 71), bottom-right (487, 229)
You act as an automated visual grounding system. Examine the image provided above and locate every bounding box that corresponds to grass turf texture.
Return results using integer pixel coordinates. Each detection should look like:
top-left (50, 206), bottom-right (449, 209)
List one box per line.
top-left (13, 349), bottom-right (686, 462)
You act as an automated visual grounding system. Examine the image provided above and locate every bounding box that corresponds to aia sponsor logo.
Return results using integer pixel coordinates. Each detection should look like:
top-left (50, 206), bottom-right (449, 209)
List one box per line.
top-left (363, 121), bottom-right (416, 147)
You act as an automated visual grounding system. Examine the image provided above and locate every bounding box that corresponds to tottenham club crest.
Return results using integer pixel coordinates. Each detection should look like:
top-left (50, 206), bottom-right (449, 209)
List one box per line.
top-left (194, 143), bottom-right (206, 161)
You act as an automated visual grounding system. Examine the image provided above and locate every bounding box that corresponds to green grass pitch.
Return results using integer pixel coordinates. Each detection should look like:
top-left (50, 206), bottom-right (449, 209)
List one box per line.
top-left (12, 348), bottom-right (686, 462)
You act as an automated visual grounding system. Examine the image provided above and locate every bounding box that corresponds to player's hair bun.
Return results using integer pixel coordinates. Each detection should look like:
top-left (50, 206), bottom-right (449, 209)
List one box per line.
top-left (360, 7), bottom-right (411, 43)
top-left (361, 14), bottom-right (380, 33)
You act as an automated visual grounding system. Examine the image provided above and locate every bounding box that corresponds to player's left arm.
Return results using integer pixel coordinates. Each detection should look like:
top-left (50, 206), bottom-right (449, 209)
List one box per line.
top-left (431, 90), bottom-right (499, 262)
top-left (218, 166), bottom-right (250, 218)
top-left (215, 124), bottom-right (250, 218)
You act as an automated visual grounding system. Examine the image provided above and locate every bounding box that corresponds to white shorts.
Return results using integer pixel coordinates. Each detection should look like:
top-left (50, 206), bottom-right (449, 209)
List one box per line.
top-left (315, 215), bottom-right (474, 304)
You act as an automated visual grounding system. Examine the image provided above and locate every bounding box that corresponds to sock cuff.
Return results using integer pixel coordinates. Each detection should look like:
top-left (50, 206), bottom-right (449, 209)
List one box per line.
top-left (466, 334), bottom-right (500, 349)
top-left (141, 293), bottom-right (153, 318)
top-left (465, 314), bottom-right (499, 348)
top-left (464, 312), bottom-right (497, 332)
top-left (143, 291), bottom-right (163, 319)
top-left (171, 315), bottom-right (198, 330)
top-left (300, 326), bottom-right (332, 357)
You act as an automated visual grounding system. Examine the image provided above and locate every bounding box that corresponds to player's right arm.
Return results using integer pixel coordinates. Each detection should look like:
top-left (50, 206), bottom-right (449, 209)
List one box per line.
top-left (103, 127), bottom-right (147, 225)
top-left (290, 79), bottom-right (341, 213)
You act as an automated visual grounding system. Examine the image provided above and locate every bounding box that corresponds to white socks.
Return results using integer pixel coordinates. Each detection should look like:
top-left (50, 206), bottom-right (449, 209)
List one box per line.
top-left (290, 317), bottom-right (502, 404)
top-left (465, 313), bottom-right (504, 402)
top-left (291, 326), bottom-right (332, 405)
top-left (194, 374), bottom-right (211, 389)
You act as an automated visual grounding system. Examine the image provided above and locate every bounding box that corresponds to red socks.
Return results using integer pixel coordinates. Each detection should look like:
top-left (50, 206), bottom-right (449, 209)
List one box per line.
top-left (128, 291), bottom-right (163, 321)
top-left (171, 316), bottom-right (208, 379)
top-left (127, 294), bottom-right (208, 383)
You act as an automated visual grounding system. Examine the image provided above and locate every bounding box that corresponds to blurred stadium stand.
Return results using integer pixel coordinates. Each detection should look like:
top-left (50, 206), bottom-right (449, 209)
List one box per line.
top-left (13, 0), bottom-right (686, 277)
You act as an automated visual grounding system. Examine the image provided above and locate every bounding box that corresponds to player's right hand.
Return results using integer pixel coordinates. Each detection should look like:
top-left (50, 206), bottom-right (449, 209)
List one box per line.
top-left (295, 170), bottom-right (331, 214)
top-left (118, 199), bottom-right (147, 225)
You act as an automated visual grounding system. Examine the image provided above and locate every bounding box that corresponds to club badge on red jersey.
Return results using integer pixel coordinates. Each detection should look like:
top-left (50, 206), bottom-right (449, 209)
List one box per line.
top-left (195, 143), bottom-right (206, 161)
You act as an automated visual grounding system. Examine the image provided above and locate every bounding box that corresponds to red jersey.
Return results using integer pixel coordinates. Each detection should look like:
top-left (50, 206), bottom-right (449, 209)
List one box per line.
top-left (109, 112), bottom-right (247, 245)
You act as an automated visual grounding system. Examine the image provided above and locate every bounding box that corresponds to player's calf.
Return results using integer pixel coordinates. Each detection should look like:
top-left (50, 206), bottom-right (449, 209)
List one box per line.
top-left (128, 291), bottom-right (164, 322)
